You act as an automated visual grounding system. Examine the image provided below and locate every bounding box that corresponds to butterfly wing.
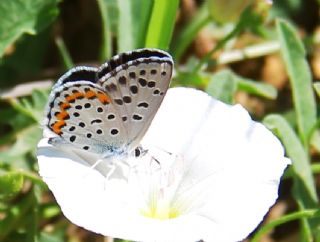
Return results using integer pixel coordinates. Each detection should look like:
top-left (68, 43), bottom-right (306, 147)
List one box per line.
top-left (52, 66), bottom-right (98, 89)
top-left (44, 48), bottom-right (173, 157)
top-left (97, 49), bottom-right (173, 151)
top-left (45, 81), bottom-right (129, 156)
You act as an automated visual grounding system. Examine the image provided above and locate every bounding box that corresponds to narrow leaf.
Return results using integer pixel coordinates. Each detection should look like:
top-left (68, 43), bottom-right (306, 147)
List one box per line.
top-left (145, 0), bottom-right (179, 50)
top-left (117, 0), bottom-right (153, 52)
top-left (263, 114), bottom-right (317, 204)
top-left (276, 19), bottom-right (317, 147)
top-left (236, 77), bottom-right (277, 99)
top-left (264, 114), bottom-right (319, 240)
top-left (131, 0), bottom-right (153, 48)
top-left (314, 82), bottom-right (320, 97)
top-left (55, 37), bottom-right (73, 70)
top-left (252, 209), bottom-right (320, 242)
top-left (171, 5), bottom-right (211, 61)
top-left (97, 0), bottom-right (113, 60)
top-left (117, 0), bottom-right (135, 52)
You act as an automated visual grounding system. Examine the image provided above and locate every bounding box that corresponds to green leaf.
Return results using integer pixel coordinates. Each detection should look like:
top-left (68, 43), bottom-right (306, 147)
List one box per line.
top-left (263, 114), bottom-right (319, 240)
top-left (145, 0), bottom-right (179, 50)
top-left (55, 37), bottom-right (73, 70)
top-left (41, 203), bottom-right (61, 219)
top-left (117, 0), bottom-right (153, 52)
top-left (174, 71), bottom-right (209, 88)
top-left (97, 0), bottom-right (113, 60)
top-left (192, 7), bottom-right (255, 73)
top-left (39, 232), bottom-right (64, 242)
top-left (206, 70), bottom-right (237, 104)
top-left (9, 89), bottom-right (49, 123)
top-left (0, 171), bottom-right (23, 197)
top-left (0, 0), bottom-right (60, 57)
top-left (0, 189), bottom-right (37, 241)
top-left (276, 19), bottom-right (317, 147)
top-left (252, 209), bottom-right (320, 242)
top-left (171, 5), bottom-right (211, 61)
top-left (263, 114), bottom-right (318, 204)
top-left (131, 0), bottom-right (153, 48)
top-left (314, 82), bottom-right (320, 97)
top-left (206, 69), bottom-right (277, 104)
top-left (117, 0), bottom-right (136, 52)
top-left (236, 76), bottom-right (277, 99)
top-left (0, 29), bottom-right (51, 84)
top-left (0, 125), bottom-right (42, 163)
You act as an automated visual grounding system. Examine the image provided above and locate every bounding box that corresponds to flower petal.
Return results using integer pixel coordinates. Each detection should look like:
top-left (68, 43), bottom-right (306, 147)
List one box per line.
top-left (37, 87), bottom-right (289, 242)
top-left (143, 87), bottom-right (290, 241)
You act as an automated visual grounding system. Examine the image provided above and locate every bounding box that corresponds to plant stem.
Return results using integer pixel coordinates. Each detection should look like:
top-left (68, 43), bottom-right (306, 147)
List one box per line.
top-left (55, 37), bottom-right (73, 70)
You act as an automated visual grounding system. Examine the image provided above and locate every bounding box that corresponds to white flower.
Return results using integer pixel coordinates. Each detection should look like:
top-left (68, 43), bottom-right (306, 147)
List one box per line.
top-left (37, 87), bottom-right (290, 242)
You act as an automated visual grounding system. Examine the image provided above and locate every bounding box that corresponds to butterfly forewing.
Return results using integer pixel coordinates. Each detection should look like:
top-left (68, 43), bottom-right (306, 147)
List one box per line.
top-left (97, 49), bottom-right (173, 150)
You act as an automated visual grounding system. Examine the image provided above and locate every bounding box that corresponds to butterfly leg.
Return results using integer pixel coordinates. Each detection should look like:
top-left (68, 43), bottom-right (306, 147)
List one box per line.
top-left (103, 162), bottom-right (116, 190)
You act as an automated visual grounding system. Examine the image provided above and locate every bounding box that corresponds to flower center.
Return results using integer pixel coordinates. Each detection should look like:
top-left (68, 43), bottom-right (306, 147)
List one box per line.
top-left (131, 150), bottom-right (186, 220)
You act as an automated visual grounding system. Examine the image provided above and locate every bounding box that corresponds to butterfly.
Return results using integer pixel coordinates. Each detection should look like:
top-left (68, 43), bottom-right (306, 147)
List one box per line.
top-left (44, 48), bottom-right (173, 159)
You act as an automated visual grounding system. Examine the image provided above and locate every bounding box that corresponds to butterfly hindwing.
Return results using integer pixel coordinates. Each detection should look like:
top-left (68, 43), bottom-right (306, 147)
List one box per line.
top-left (45, 81), bottom-right (128, 156)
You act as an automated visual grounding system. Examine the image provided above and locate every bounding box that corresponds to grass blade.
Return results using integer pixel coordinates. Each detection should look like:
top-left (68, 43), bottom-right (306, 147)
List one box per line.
top-left (263, 114), bottom-right (318, 203)
top-left (117, 0), bottom-right (135, 52)
top-left (97, 0), bottom-right (112, 60)
top-left (314, 82), bottom-right (320, 97)
top-left (55, 37), bottom-right (73, 70)
top-left (117, 0), bottom-right (154, 52)
top-left (145, 0), bottom-right (179, 50)
top-left (131, 0), bottom-right (153, 48)
top-left (264, 114), bottom-right (318, 240)
top-left (171, 5), bottom-right (211, 61)
top-left (252, 209), bottom-right (320, 242)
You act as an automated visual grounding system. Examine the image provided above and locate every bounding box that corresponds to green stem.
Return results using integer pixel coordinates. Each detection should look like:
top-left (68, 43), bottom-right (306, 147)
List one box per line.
top-left (192, 21), bottom-right (243, 73)
top-left (192, 7), bottom-right (254, 73)
top-left (19, 170), bottom-right (47, 188)
top-left (217, 41), bottom-right (280, 65)
top-left (251, 209), bottom-right (320, 242)
top-left (96, 0), bottom-right (112, 60)
top-left (171, 5), bottom-right (211, 61)
top-left (145, 0), bottom-right (179, 50)
top-left (55, 37), bottom-right (73, 70)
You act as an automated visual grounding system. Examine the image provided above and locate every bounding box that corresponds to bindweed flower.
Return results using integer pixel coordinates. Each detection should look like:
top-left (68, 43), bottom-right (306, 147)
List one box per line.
top-left (37, 87), bottom-right (290, 242)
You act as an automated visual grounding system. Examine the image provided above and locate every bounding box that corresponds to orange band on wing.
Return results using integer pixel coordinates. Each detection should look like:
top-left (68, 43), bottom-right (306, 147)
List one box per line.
top-left (66, 92), bottom-right (84, 102)
top-left (97, 92), bottom-right (110, 104)
top-left (55, 111), bottom-right (69, 120)
top-left (85, 90), bottom-right (97, 99)
top-left (50, 87), bottom-right (110, 135)
top-left (52, 120), bottom-right (66, 135)
top-left (60, 102), bottom-right (71, 110)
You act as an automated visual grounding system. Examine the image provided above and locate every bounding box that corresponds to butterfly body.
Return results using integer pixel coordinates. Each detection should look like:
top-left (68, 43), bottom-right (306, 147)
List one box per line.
top-left (44, 49), bottom-right (173, 159)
